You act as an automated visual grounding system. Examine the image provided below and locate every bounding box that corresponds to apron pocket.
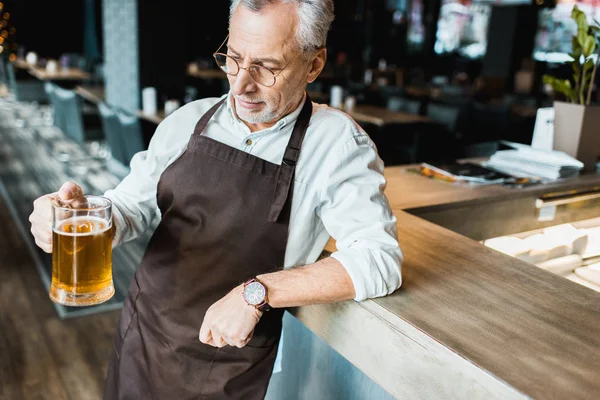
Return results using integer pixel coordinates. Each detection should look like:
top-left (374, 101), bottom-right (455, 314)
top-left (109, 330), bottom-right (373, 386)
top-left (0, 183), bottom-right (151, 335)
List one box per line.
top-left (201, 343), bottom-right (279, 397)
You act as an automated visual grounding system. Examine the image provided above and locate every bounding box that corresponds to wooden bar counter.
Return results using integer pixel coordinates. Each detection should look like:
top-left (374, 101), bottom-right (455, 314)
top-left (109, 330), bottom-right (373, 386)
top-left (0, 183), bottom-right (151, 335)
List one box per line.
top-left (269, 167), bottom-right (600, 400)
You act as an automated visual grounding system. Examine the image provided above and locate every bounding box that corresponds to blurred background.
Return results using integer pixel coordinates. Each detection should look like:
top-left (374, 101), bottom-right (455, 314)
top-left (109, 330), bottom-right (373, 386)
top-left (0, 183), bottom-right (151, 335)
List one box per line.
top-left (2, 2), bottom-right (600, 399)
top-left (1, 0), bottom-right (591, 164)
top-left (0, 1), bottom-right (593, 158)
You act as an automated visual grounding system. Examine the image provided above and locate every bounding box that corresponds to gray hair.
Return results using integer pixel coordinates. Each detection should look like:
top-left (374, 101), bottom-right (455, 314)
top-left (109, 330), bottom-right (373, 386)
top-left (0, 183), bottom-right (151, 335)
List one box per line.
top-left (229, 0), bottom-right (334, 53)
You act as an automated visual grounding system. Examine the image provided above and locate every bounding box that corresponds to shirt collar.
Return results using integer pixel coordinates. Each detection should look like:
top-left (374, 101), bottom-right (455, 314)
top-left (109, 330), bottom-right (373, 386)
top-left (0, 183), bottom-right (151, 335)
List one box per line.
top-left (225, 91), bottom-right (307, 134)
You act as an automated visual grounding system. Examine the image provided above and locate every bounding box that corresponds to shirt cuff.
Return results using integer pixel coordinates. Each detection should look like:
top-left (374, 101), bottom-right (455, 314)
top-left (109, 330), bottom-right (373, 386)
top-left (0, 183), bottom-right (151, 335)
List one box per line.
top-left (330, 247), bottom-right (402, 302)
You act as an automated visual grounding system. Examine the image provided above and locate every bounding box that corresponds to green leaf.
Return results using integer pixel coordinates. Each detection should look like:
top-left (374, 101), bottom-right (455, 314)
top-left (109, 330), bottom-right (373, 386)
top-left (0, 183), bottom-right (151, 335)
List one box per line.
top-left (542, 75), bottom-right (555, 85)
top-left (584, 58), bottom-right (595, 71)
top-left (577, 14), bottom-right (589, 33)
top-left (577, 29), bottom-right (589, 48)
top-left (564, 79), bottom-right (573, 89)
top-left (583, 35), bottom-right (596, 57)
top-left (572, 36), bottom-right (582, 55)
top-left (543, 75), bottom-right (577, 103)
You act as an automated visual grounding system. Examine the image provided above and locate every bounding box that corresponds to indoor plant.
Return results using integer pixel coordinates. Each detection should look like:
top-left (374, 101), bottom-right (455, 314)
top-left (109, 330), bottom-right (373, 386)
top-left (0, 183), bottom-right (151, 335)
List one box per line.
top-left (542, 5), bottom-right (600, 172)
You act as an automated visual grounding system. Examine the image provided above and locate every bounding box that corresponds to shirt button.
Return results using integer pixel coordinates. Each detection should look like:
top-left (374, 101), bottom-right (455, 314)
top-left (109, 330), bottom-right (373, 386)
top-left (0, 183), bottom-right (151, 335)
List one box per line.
top-left (245, 139), bottom-right (253, 145)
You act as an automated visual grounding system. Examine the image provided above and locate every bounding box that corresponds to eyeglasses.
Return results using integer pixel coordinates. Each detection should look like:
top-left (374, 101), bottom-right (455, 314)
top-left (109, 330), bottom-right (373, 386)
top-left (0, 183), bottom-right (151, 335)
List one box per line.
top-left (212, 34), bottom-right (301, 87)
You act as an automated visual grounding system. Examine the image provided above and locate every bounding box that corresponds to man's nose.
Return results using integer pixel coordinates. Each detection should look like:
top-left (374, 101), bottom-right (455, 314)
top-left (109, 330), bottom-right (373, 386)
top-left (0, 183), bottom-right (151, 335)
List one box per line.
top-left (231, 66), bottom-right (257, 94)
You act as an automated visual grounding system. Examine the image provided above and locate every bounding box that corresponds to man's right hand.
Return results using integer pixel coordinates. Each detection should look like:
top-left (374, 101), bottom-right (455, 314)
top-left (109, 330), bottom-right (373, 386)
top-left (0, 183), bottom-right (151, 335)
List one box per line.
top-left (29, 181), bottom-right (84, 253)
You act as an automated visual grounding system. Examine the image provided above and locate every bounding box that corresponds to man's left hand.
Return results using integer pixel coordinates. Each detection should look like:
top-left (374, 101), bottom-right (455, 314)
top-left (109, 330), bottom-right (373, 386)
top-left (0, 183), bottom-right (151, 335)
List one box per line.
top-left (199, 285), bottom-right (262, 348)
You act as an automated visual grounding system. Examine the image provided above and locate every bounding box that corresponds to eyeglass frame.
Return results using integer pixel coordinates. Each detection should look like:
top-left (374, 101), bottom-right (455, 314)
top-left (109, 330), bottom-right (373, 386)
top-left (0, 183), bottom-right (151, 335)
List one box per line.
top-left (212, 34), bottom-right (304, 87)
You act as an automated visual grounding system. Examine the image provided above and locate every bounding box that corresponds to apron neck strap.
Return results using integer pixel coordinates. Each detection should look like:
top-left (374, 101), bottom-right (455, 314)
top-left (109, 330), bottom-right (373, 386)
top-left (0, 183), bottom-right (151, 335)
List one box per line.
top-left (267, 94), bottom-right (313, 222)
top-left (192, 97), bottom-right (227, 136)
top-left (282, 93), bottom-right (312, 167)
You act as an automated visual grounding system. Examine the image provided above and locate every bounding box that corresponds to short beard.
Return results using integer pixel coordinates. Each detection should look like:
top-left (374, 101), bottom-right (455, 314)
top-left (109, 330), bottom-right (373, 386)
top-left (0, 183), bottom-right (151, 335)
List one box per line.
top-left (236, 101), bottom-right (277, 124)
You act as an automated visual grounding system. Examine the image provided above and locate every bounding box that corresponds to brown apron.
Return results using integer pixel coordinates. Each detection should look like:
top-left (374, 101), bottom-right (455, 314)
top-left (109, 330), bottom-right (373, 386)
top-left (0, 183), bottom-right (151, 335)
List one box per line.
top-left (104, 95), bottom-right (313, 400)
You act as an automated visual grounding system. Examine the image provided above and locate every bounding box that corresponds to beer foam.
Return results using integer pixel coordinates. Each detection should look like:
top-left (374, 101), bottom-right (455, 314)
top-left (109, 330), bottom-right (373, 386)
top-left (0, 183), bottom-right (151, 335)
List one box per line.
top-left (53, 216), bottom-right (111, 236)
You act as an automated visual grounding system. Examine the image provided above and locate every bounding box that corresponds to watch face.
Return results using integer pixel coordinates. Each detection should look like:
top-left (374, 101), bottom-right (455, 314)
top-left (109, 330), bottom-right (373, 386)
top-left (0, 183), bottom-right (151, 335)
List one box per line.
top-left (244, 281), bottom-right (266, 305)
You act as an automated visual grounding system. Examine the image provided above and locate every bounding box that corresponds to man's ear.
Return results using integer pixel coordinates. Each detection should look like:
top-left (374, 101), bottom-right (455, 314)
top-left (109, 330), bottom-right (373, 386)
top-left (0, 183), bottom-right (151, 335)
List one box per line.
top-left (307, 48), bottom-right (327, 84)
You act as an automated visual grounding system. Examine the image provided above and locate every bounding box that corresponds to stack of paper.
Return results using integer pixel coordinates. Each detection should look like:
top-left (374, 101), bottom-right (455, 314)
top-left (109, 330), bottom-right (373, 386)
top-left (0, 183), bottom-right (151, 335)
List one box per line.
top-left (483, 141), bottom-right (584, 180)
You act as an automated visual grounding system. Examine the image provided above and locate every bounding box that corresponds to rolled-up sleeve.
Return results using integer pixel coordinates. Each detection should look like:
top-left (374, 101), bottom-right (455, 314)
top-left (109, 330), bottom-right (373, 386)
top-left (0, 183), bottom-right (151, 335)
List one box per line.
top-left (318, 134), bottom-right (403, 301)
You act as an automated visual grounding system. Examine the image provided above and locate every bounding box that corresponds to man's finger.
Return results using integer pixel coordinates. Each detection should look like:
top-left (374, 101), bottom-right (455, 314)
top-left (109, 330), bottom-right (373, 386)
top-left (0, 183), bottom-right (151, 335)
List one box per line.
top-left (216, 337), bottom-right (228, 348)
top-left (237, 330), bottom-right (254, 348)
top-left (31, 228), bottom-right (52, 245)
top-left (58, 181), bottom-right (83, 201)
top-left (210, 326), bottom-right (228, 348)
top-left (32, 194), bottom-right (56, 220)
top-left (204, 333), bottom-right (221, 348)
top-left (199, 322), bottom-right (212, 344)
top-left (67, 196), bottom-right (89, 209)
top-left (35, 238), bottom-right (52, 253)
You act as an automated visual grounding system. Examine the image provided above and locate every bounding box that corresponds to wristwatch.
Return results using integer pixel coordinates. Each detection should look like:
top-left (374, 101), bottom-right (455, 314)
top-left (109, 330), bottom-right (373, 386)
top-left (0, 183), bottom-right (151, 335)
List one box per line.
top-left (242, 277), bottom-right (271, 311)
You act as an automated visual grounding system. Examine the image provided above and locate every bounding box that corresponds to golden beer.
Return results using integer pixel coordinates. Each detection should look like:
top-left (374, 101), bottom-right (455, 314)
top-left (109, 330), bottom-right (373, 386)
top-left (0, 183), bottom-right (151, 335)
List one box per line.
top-left (50, 196), bottom-right (114, 306)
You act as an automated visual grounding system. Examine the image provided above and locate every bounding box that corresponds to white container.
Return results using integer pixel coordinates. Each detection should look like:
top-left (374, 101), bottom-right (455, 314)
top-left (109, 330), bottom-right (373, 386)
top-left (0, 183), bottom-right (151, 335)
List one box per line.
top-left (329, 85), bottom-right (343, 109)
top-left (164, 99), bottom-right (180, 116)
top-left (25, 51), bottom-right (38, 66)
top-left (344, 95), bottom-right (356, 112)
top-left (522, 233), bottom-right (569, 262)
top-left (142, 87), bottom-right (157, 115)
top-left (535, 254), bottom-right (583, 276)
top-left (46, 60), bottom-right (58, 74)
top-left (543, 224), bottom-right (589, 256)
top-left (566, 273), bottom-right (600, 293)
top-left (574, 267), bottom-right (600, 286)
top-left (484, 236), bottom-right (531, 259)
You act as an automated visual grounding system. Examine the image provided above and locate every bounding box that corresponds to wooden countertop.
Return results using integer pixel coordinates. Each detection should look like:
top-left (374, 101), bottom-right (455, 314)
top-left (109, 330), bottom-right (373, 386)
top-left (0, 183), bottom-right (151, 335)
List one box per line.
top-left (73, 86), bottom-right (166, 124)
top-left (137, 110), bottom-right (166, 125)
top-left (12, 59), bottom-right (31, 70)
top-left (348, 105), bottom-right (432, 126)
top-left (381, 164), bottom-right (600, 212)
top-left (372, 211), bottom-right (598, 399)
top-left (315, 170), bottom-right (600, 399)
top-left (75, 85), bottom-right (105, 104)
top-left (187, 64), bottom-right (227, 80)
top-left (13, 59), bottom-right (92, 81)
top-left (28, 66), bottom-right (91, 81)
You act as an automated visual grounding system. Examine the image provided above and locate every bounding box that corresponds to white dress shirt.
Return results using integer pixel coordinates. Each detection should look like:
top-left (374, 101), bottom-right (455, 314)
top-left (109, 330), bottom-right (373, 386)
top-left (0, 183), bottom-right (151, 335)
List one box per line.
top-left (104, 92), bottom-right (402, 302)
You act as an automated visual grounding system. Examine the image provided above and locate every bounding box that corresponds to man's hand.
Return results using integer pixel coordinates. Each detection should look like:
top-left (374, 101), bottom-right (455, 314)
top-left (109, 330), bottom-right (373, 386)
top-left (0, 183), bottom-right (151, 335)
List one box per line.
top-left (199, 285), bottom-right (262, 348)
top-left (29, 181), bottom-right (84, 253)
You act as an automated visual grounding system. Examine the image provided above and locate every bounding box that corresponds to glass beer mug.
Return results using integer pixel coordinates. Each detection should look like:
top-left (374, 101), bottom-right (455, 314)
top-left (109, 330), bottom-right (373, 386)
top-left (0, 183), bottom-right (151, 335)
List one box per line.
top-left (50, 195), bottom-right (114, 306)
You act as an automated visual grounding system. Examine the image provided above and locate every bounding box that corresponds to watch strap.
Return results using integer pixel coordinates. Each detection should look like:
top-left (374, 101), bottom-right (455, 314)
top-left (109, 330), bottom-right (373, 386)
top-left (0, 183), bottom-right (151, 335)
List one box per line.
top-left (256, 300), bottom-right (271, 312)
